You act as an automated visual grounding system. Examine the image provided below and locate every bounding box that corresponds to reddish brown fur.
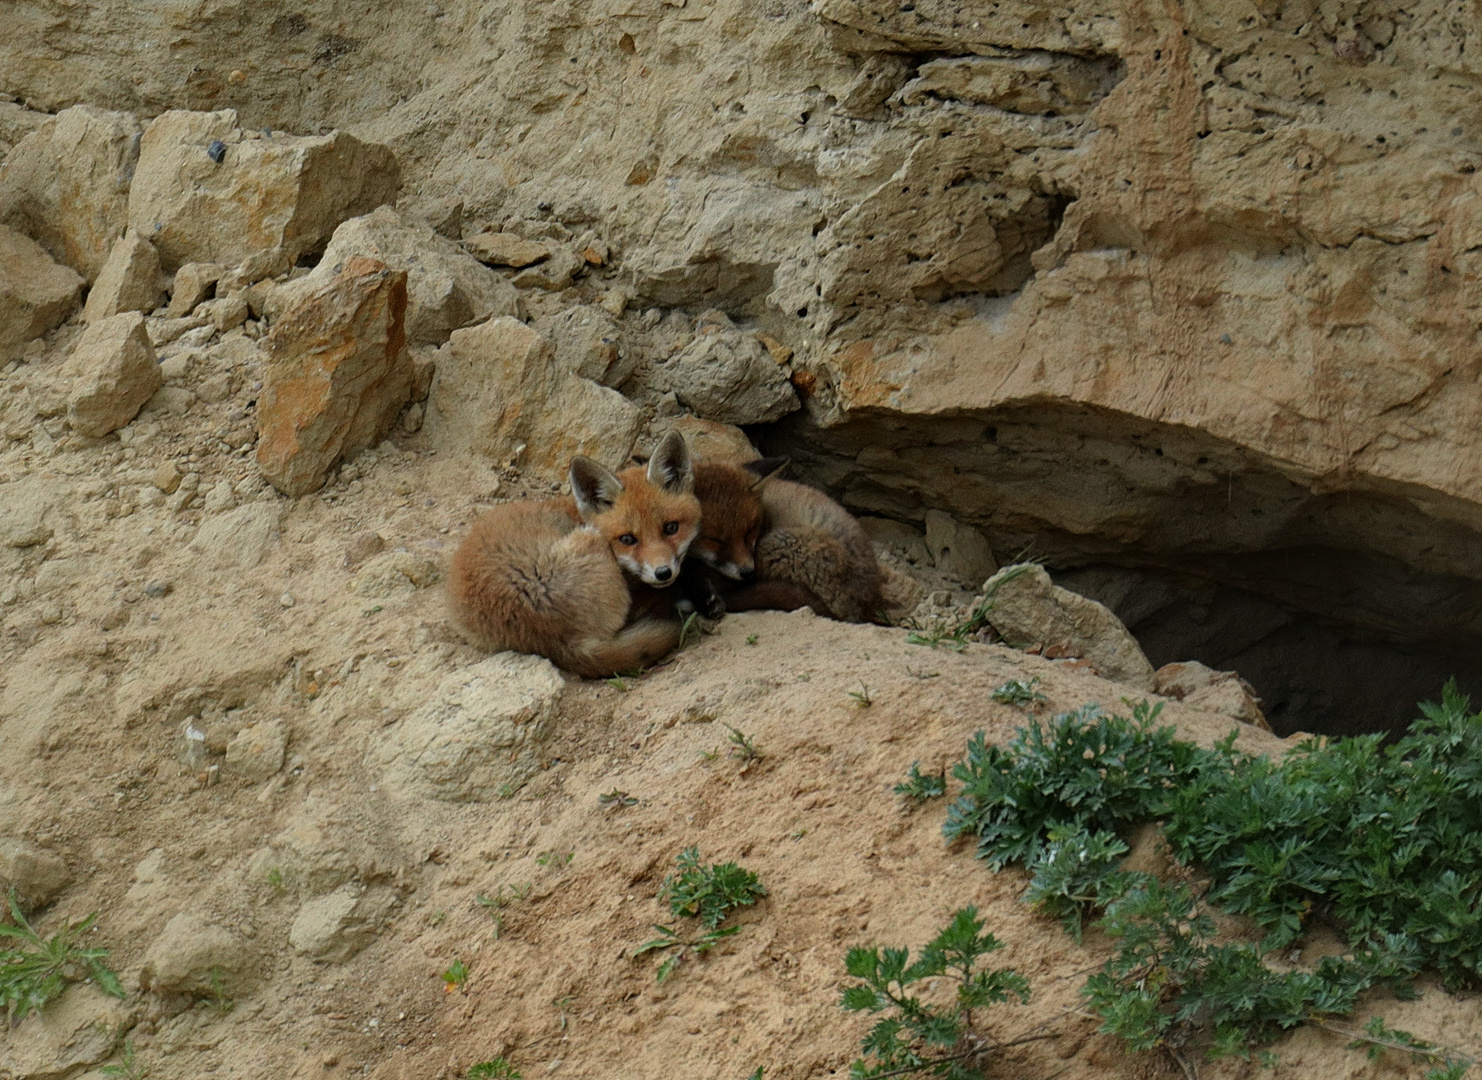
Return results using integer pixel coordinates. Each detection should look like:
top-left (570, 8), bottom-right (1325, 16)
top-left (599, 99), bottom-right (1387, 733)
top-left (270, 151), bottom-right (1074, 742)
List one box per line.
top-left (689, 462), bottom-right (883, 623)
top-left (447, 436), bottom-right (701, 677)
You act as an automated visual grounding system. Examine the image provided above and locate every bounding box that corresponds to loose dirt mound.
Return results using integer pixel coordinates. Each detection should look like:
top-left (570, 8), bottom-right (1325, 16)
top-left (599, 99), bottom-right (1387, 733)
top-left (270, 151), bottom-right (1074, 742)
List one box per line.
top-left (2, 389), bottom-right (1479, 1078)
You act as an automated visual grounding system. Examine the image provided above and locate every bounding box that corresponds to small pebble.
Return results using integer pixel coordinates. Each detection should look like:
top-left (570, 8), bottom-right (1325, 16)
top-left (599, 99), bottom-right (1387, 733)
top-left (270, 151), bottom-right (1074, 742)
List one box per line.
top-left (143, 579), bottom-right (171, 598)
top-left (279, 593), bottom-right (295, 608)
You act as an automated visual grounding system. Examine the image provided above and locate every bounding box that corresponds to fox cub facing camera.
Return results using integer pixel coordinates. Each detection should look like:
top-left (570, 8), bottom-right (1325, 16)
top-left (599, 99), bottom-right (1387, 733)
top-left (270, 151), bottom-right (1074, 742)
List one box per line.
top-left (448, 431), bottom-right (700, 678)
top-left (684, 459), bottom-right (883, 623)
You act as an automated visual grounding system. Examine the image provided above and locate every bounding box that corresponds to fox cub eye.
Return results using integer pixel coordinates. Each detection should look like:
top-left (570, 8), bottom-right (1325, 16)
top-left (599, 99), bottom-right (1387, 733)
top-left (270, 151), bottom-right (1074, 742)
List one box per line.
top-left (662, 521), bottom-right (680, 536)
top-left (619, 533), bottom-right (638, 545)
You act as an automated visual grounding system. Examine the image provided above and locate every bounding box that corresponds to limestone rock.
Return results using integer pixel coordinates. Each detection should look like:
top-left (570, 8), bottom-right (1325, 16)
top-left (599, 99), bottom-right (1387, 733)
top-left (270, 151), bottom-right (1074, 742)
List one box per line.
top-left (370, 653), bottom-right (565, 801)
top-left (982, 564), bottom-right (1156, 691)
top-left (0, 475), bottom-right (59, 547)
top-left (878, 564), bottom-right (926, 622)
top-left (139, 912), bottom-right (251, 996)
top-left (860, 517), bottom-right (932, 565)
top-left (288, 883), bottom-right (397, 963)
top-left (0, 984), bottom-right (134, 1080)
top-left (199, 294), bottom-right (249, 333)
top-left (663, 416), bottom-right (758, 464)
top-left (0, 838), bottom-right (70, 910)
top-left (127, 110), bottom-right (400, 272)
top-left (0, 224), bottom-right (84, 362)
top-left (83, 233), bottom-right (165, 322)
top-left (255, 256), bottom-right (412, 496)
top-left (246, 805), bottom-right (408, 899)
top-left (463, 230), bottom-right (549, 268)
top-left (352, 550), bottom-right (441, 598)
top-left (510, 243), bottom-right (583, 290)
top-left (189, 502), bottom-right (282, 569)
top-left (663, 317), bottom-right (799, 425)
top-left (1155, 661), bottom-right (1269, 730)
top-left (923, 510), bottom-right (997, 585)
top-left (425, 316), bottom-right (643, 481)
top-left (167, 262), bottom-right (223, 317)
top-left (224, 718), bottom-right (288, 781)
top-left (266, 205), bottom-right (517, 346)
top-left (64, 312), bottom-right (161, 437)
top-left (0, 104), bottom-right (141, 282)
top-left (545, 304), bottom-right (633, 387)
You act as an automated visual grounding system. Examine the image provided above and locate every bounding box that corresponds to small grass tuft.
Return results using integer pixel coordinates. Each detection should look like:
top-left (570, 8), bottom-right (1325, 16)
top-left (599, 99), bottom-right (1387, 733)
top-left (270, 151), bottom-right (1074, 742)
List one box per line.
top-left (100, 1040), bottom-right (148, 1079)
top-left (467, 1059), bottom-right (522, 1079)
top-left (848, 682), bottom-right (873, 708)
top-left (724, 725), bottom-right (762, 763)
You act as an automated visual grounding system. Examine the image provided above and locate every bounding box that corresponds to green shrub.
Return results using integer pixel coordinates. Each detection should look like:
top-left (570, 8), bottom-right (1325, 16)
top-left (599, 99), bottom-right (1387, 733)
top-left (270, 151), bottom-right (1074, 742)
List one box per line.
top-left (930, 682), bottom-right (1482, 1069)
top-left (660, 847), bottom-right (766, 930)
top-left (840, 906), bottom-right (1029, 1079)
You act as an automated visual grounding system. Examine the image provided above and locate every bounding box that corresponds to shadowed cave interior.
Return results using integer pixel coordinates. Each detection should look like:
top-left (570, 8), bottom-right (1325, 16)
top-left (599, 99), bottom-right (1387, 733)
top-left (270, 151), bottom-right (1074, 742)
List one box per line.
top-left (759, 403), bottom-right (1482, 738)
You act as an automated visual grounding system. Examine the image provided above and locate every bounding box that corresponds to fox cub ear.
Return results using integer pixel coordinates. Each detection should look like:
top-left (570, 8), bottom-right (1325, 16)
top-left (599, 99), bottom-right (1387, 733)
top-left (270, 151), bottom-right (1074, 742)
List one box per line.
top-left (646, 430), bottom-right (694, 494)
top-left (742, 456), bottom-right (790, 490)
top-left (570, 456), bottom-right (625, 519)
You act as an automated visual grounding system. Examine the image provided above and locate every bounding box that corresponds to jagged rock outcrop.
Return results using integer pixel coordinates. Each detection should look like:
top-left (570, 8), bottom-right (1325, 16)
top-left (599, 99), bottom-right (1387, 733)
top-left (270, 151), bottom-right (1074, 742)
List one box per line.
top-left (255, 256), bottom-right (412, 496)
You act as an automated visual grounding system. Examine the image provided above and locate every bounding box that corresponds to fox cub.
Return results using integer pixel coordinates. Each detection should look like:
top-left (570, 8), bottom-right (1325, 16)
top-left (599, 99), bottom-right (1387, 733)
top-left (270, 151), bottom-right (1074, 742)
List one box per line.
top-left (684, 459), bottom-right (882, 623)
top-left (448, 431), bottom-right (700, 677)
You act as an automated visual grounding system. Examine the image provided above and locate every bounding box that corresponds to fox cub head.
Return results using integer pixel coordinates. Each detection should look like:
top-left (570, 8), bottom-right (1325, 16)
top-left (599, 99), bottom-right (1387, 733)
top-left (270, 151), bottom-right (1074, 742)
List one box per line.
top-left (690, 457), bottom-right (789, 580)
top-left (570, 430), bottom-right (701, 587)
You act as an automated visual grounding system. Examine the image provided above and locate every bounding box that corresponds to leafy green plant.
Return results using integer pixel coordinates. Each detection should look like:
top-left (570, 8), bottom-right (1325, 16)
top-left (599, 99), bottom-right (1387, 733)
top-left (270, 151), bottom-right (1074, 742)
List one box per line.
top-left (442, 959), bottom-right (469, 992)
top-left (467, 1059), bottom-right (522, 1079)
top-left (724, 725), bottom-right (762, 763)
top-left (476, 883), bottom-right (532, 939)
top-left (535, 851), bottom-right (573, 869)
top-left (849, 682), bottom-right (874, 708)
top-left (942, 699), bottom-right (1197, 869)
top-left (634, 923), bottom-right (740, 983)
top-left (0, 891), bottom-right (124, 1025)
top-left (1083, 876), bottom-right (1424, 1059)
top-left (989, 678), bottom-right (1045, 707)
top-left (266, 867), bottom-right (286, 894)
top-left (599, 789), bottom-right (638, 810)
top-left (841, 906), bottom-right (1030, 1078)
top-left (1341, 1016), bottom-right (1474, 1080)
top-left (207, 966), bottom-right (234, 1015)
top-left (100, 1040), bottom-right (148, 1079)
top-left (745, 633), bottom-right (759, 646)
top-left (660, 847), bottom-right (766, 929)
top-left (894, 762), bottom-right (947, 803)
top-left (931, 684), bottom-right (1482, 1068)
top-left (635, 848), bottom-right (767, 981)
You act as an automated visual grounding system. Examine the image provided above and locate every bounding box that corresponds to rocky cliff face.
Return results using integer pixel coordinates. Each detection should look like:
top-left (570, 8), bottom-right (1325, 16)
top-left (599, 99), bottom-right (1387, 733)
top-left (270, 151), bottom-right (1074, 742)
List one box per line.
top-left (6, 0), bottom-right (1480, 728)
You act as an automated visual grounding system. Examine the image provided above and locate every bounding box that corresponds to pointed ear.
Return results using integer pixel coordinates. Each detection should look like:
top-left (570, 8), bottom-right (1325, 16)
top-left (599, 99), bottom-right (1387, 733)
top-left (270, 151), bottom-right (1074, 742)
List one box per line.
top-left (570, 456), bottom-right (625, 520)
top-left (645, 430), bottom-right (694, 494)
top-left (742, 456), bottom-right (790, 491)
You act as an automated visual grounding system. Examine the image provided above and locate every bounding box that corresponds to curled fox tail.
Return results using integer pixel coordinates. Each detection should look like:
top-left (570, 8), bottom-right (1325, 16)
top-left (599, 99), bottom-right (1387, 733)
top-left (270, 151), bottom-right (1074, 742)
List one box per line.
top-left (561, 618), bottom-right (683, 679)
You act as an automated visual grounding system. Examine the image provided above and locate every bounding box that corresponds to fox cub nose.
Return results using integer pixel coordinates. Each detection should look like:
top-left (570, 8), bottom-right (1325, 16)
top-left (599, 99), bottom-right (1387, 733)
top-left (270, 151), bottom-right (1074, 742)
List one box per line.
top-left (654, 565), bottom-right (673, 582)
top-left (740, 566), bottom-right (756, 580)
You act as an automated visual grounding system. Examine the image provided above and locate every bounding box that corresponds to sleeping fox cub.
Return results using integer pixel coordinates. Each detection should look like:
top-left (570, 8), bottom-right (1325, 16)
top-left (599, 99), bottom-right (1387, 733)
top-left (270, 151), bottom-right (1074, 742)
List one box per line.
top-left (448, 432), bottom-right (700, 677)
top-left (684, 458), bottom-right (882, 623)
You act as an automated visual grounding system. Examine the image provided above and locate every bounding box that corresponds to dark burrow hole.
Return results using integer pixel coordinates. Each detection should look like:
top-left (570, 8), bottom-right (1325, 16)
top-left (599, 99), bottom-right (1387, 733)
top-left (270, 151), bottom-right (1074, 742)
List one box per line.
top-left (759, 405), bottom-right (1482, 739)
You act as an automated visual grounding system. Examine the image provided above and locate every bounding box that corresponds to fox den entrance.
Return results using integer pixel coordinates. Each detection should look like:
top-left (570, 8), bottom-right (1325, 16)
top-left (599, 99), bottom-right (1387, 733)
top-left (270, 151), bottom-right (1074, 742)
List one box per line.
top-left (760, 404), bottom-right (1482, 739)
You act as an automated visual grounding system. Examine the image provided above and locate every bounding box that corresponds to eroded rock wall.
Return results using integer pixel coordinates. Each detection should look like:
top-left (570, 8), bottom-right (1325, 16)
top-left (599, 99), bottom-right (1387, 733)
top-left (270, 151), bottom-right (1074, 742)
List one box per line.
top-left (6, 0), bottom-right (1482, 727)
